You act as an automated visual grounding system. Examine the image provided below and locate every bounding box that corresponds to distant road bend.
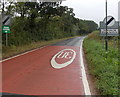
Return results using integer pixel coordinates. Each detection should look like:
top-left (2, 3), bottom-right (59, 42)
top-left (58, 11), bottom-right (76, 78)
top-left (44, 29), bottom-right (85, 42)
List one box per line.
top-left (1, 36), bottom-right (91, 96)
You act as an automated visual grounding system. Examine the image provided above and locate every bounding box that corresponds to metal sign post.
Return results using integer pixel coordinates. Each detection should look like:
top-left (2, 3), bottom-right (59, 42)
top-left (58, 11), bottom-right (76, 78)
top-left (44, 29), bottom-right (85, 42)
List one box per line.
top-left (99, 0), bottom-right (119, 51)
top-left (2, 13), bottom-right (12, 46)
top-left (6, 33), bottom-right (8, 46)
top-left (105, 0), bottom-right (108, 51)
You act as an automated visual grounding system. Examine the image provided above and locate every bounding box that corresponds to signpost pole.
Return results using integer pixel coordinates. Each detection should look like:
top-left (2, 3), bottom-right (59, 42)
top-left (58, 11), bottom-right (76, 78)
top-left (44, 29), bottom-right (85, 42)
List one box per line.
top-left (105, 0), bottom-right (108, 51)
top-left (0, 12), bottom-right (2, 97)
top-left (6, 33), bottom-right (8, 46)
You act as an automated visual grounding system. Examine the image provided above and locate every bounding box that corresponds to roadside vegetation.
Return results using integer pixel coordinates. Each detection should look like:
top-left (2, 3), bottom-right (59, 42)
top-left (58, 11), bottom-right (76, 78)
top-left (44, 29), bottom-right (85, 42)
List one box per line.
top-left (1, 1), bottom-right (98, 58)
top-left (2, 36), bottom-right (78, 59)
top-left (83, 31), bottom-right (119, 95)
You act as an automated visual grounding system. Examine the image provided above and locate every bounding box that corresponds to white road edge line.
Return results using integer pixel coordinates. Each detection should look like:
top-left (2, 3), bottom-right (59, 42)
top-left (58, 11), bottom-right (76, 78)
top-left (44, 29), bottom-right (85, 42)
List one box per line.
top-left (80, 37), bottom-right (91, 96)
top-left (0, 46), bottom-right (47, 62)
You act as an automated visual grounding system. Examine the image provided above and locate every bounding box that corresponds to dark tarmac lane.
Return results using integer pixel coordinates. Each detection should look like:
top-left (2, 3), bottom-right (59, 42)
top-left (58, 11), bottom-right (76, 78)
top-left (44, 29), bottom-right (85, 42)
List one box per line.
top-left (52, 37), bottom-right (84, 47)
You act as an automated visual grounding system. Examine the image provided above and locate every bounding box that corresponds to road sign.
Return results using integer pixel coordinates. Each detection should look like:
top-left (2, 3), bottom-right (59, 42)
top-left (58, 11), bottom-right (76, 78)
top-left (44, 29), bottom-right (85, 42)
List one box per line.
top-left (100, 21), bottom-right (119, 29)
top-left (100, 29), bottom-right (119, 36)
top-left (100, 21), bottom-right (119, 36)
top-left (2, 25), bottom-right (11, 33)
top-left (103, 16), bottom-right (115, 27)
top-left (2, 14), bottom-right (11, 26)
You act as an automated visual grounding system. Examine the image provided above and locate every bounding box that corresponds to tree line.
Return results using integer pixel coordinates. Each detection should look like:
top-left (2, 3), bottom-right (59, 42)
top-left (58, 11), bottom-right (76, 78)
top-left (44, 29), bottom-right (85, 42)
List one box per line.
top-left (1, 1), bottom-right (98, 47)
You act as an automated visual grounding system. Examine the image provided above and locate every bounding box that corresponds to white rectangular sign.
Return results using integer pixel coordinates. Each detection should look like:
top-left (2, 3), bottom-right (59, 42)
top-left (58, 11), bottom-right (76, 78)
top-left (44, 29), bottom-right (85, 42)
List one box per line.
top-left (100, 29), bottom-right (119, 36)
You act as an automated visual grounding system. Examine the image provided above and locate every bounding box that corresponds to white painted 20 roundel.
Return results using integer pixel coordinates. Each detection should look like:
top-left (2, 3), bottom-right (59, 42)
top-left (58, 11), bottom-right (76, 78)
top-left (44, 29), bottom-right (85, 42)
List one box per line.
top-left (51, 49), bottom-right (76, 69)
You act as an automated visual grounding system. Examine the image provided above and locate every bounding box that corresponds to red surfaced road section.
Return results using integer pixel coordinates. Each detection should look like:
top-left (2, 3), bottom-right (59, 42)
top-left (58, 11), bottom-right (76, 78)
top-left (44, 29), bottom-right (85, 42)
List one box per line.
top-left (2, 46), bottom-right (84, 95)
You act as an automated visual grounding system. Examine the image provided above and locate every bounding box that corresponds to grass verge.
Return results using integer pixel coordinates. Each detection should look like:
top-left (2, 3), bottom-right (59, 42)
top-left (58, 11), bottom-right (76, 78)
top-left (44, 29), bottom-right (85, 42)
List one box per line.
top-left (83, 31), bottom-right (119, 95)
top-left (2, 36), bottom-right (78, 59)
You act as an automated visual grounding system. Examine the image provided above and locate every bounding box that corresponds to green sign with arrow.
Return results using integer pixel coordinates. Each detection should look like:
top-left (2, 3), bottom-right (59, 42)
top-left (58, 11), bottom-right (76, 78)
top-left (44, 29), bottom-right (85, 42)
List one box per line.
top-left (2, 25), bottom-right (11, 33)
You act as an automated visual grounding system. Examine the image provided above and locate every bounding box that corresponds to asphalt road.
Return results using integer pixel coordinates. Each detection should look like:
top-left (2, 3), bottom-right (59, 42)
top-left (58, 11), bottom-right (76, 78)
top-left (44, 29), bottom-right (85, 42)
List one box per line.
top-left (52, 37), bottom-right (83, 47)
top-left (1, 36), bottom-right (90, 96)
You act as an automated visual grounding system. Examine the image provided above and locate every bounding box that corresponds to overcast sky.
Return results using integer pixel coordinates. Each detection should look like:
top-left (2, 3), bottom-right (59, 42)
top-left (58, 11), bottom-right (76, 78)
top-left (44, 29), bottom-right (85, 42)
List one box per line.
top-left (61, 0), bottom-right (120, 24)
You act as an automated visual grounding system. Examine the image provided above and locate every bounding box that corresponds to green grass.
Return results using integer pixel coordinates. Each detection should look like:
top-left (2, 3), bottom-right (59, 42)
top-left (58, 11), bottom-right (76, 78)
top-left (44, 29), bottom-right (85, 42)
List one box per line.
top-left (2, 36), bottom-right (79, 59)
top-left (83, 31), bottom-right (119, 95)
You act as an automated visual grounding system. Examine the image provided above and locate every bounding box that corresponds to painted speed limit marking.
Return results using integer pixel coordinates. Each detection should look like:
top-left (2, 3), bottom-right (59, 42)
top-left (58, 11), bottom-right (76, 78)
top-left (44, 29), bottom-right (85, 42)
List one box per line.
top-left (51, 49), bottom-right (76, 69)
